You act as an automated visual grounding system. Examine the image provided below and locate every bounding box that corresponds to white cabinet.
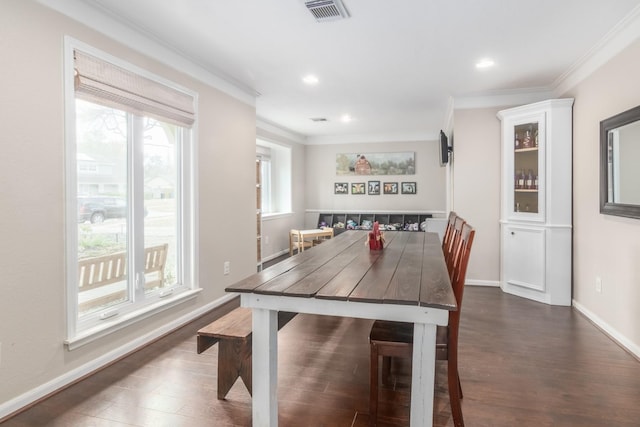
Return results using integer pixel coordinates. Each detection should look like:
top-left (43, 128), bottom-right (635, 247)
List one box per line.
top-left (498, 99), bottom-right (573, 306)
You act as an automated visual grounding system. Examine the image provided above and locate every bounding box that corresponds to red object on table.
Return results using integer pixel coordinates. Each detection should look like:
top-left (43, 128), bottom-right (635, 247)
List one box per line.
top-left (368, 221), bottom-right (384, 250)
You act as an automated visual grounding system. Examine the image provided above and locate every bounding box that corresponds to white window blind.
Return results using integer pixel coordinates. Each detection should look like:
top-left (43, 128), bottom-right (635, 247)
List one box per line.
top-left (74, 49), bottom-right (195, 126)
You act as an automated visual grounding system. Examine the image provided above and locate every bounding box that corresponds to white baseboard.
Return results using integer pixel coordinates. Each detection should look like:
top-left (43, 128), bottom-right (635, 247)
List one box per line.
top-left (261, 248), bottom-right (289, 263)
top-left (466, 279), bottom-right (500, 287)
top-left (573, 299), bottom-right (640, 360)
top-left (0, 293), bottom-right (238, 421)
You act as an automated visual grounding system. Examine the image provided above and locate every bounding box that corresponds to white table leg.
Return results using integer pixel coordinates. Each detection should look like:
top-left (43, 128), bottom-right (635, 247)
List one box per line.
top-left (410, 322), bottom-right (437, 427)
top-left (252, 308), bottom-right (278, 426)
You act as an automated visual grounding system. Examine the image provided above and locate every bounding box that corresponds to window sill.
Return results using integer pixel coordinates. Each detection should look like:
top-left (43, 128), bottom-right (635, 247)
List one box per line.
top-left (65, 288), bottom-right (202, 350)
top-left (262, 212), bottom-right (293, 221)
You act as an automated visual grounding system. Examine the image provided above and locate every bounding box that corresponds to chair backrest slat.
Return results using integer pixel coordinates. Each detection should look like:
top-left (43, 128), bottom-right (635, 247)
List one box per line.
top-left (445, 216), bottom-right (466, 277)
top-left (441, 211), bottom-right (458, 253)
top-left (448, 222), bottom-right (475, 336)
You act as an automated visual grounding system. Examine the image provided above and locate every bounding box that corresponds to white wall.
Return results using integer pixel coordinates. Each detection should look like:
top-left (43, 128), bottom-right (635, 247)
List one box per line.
top-left (562, 39), bottom-right (640, 357)
top-left (0, 0), bottom-right (257, 414)
top-left (451, 108), bottom-right (503, 285)
top-left (303, 140), bottom-right (446, 228)
top-left (257, 126), bottom-right (307, 261)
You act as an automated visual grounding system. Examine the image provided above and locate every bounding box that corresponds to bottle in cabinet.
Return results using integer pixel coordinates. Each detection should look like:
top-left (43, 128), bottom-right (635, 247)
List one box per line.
top-left (517, 170), bottom-right (525, 189)
top-left (523, 127), bottom-right (533, 148)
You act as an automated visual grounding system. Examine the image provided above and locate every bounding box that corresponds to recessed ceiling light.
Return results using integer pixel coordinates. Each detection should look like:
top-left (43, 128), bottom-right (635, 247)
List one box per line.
top-left (340, 114), bottom-right (352, 123)
top-left (476, 58), bottom-right (495, 69)
top-left (302, 74), bottom-right (319, 85)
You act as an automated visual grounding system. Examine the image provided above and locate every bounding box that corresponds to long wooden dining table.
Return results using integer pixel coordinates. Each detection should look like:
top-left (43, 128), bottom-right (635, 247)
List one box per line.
top-left (226, 230), bottom-right (456, 427)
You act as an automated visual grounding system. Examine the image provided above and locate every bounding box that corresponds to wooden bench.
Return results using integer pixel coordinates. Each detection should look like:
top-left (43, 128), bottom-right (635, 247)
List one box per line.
top-left (197, 307), bottom-right (297, 399)
top-left (77, 244), bottom-right (168, 311)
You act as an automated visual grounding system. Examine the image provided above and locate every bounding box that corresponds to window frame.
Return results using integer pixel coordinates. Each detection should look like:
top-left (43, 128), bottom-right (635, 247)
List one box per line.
top-left (257, 152), bottom-right (272, 214)
top-left (63, 37), bottom-right (200, 349)
top-left (256, 139), bottom-right (292, 217)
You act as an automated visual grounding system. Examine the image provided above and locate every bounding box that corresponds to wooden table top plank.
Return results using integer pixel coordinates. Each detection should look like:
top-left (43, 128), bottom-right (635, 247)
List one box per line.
top-left (347, 232), bottom-right (411, 303)
top-left (314, 235), bottom-right (383, 300)
top-left (250, 232), bottom-right (364, 295)
top-left (226, 231), bottom-right (362, 294)
top-left (382, 232), bottom-right (425, 305)
top-left (254, 263), bottom-right (327, 295)
top-left (286, 228), bottom-right (363, 266)
top-left (314, 231), bottom-right (404, 300)
top-left (283, 246), bottom-right (365, 297)
top-left (224, 257), bottom-right (301, 293)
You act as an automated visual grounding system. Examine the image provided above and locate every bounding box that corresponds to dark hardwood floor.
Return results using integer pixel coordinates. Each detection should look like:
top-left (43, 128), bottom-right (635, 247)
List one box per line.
top-left (4, 262), bottom-right (640, 426)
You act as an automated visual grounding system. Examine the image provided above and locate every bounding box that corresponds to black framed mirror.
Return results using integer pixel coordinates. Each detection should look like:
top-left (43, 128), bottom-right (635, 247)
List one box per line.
top-left (600, 104), bottom-right (640, 219)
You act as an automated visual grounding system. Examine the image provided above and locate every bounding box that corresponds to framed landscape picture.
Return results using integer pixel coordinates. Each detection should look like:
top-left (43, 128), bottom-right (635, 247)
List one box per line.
top-left (401, 182), bottom-right (417, 194)
top-left (336, 152), bottom-right (415, 176)
top-left (334, 182), bottom-right (348, 194)
top-left (351, 182), bottom-right (366, 195)
top-left (383, 182), bottom-right (398, 194)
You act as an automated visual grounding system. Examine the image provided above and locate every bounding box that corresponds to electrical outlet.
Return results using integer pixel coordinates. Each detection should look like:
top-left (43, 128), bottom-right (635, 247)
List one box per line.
top-left (224, 261), bottom-right (230, 275)
top-left (265, 235), bottom-right (270, 245)
top-left (595, 277), bottom-right (602, 293)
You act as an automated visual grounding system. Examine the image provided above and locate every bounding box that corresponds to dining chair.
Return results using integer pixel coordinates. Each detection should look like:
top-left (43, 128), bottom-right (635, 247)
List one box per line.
top-left (369, 223), bottom-right (476, 427)
top-left (442, 211), bottom-right (458, 252)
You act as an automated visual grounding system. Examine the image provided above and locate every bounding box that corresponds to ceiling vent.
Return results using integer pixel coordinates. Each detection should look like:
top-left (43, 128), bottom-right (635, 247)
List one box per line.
top-left (302, 0), bottom-right (350, 22)
top-left (310, 117), bottom-right (328, 122)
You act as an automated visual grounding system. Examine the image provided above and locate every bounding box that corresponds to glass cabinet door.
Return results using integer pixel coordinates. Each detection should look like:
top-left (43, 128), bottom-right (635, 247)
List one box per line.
top-left (513, 121), bottom-right (539, 214)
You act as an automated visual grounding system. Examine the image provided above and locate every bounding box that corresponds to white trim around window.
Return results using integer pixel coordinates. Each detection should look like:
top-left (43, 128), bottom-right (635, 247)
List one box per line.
top-left (63, 37), bottom-right (200, 349)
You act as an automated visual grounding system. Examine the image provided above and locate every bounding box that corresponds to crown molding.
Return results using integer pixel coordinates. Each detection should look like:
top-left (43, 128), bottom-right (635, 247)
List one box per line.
top-left (453, 88), bottom-right (555, 110)
top-left (256, 118), bottom-right (307, 145)
top-left (36, 0), bottom-right (257, 106)
top-left (305, 130), bottom-right (437, 145)
top-left (553, 3), bottom-right (640, 96)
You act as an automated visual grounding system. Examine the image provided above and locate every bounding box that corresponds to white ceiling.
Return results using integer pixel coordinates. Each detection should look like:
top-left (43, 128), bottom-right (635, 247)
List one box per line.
top-left (52, 0), bottom-right (640, 142)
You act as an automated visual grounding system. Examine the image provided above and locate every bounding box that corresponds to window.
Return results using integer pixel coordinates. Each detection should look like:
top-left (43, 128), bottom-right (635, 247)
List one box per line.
top-left (65, 39), bottom-right (198, 348)
top-left (257, 149), bottom-right (272, 214)
top-left (256, 140), bottom-right (291, 216)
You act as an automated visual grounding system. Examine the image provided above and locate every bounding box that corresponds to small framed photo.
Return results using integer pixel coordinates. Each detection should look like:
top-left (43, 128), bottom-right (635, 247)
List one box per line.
top-left (383, 182), bottom-right (398, 194)
top-left (401, 182), bottom-right (417, 194)
top-left (334, 182), bottom-right (348, 194)
top-left (351, 182), bottom-right (366, 195)
top-left (368, 180), bottom-right (381, 195)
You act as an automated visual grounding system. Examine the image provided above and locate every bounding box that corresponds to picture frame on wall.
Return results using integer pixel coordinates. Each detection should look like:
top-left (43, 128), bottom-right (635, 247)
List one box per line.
top-left (334, 182), bottom-right (348, 194)
top-left (336, 152), bottom-right (416, 176)
top-left (401, 182), bottom-right (417, 194)
top-left (368, 180), bottom-right (381, 195)
top-left (383, 182), bottom-right (398, 194)
top-left (351, 182), bottom-right (366, 195)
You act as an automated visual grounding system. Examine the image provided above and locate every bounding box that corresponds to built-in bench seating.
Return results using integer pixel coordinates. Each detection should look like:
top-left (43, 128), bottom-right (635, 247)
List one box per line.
top-left (197, 307), bottom-right (297, 399)
top-left (317, 212), bottom-right (433, 232)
